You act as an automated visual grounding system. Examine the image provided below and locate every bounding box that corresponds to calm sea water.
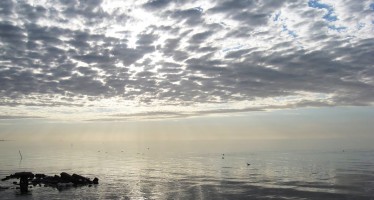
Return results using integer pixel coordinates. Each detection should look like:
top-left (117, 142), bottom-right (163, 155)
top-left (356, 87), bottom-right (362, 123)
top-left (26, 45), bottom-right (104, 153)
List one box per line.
top-left (0, 141), bottom-right (374, 200)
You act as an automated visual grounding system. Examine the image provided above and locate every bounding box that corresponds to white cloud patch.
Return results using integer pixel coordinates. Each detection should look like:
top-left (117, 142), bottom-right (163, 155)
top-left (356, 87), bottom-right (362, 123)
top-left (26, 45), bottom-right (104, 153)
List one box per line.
top-left (0, 0), bottom-right (373, 120)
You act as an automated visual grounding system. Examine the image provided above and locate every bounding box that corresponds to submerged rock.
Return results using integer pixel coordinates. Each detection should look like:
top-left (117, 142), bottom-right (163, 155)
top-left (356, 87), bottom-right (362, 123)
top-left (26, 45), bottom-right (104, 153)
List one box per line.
top-left (57, 182), bottom-right (74, 189)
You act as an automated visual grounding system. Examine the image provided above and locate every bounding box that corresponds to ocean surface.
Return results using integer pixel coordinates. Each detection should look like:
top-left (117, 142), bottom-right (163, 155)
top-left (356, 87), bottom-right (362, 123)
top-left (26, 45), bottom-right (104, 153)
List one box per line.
top-left (0, 141), bottom-right (374, 200)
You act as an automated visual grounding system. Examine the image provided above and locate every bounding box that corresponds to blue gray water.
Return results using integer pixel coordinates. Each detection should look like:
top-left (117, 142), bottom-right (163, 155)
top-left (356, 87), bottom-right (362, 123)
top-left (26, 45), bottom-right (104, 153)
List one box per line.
top-left (1, 141), bottom-right (374, 199)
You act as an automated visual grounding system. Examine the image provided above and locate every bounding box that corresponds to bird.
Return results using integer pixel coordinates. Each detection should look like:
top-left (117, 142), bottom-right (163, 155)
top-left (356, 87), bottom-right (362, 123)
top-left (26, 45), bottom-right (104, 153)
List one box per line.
top-left (247, 163), bottom-right (251, 166)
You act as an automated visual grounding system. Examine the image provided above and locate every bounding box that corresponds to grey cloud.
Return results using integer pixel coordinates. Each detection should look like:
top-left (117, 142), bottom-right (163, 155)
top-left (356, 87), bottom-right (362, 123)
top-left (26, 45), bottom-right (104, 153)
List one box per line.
top-left (137, 33), bottom-right (158, 46)
top-left (111, 46), bottom-right (149, 66)
top-left (208, 0), bottom-right (286, 26)
top-left (208, 0), bottom-right (256, 13)
top-left (113, 111), bottom-right (186, 118)
top-left (143, 0), bottom-right (171, 10)
top-left (169, 8), bottom-right (204, 26)
top-left (0, 0), bottom-right (14, 17)
top-left (0, 0), bottom-right (373, 115)
top-left (171, 50), bottom-right (189, 61)
top-left (0, 22), bottom-right (26, 48)
top-left (162, 38), bottom-right (180, 55)
top-left (50, 63), bottom-right (75, 78)
top-left (189, 31), bottom-right (213, 43)
top-left (74, 53), bottom-right (112, 64)
top-left (61, 0), bottom-right (108, 25)
top-left (77, 67), bottom-right (98, 76)
top-left (25, 23), bottom-right (65, 47)
top-left (0, 115), bottom-right (44, 120)
top-left (90, 100), bottom-right (341, 121)
top-left (18, 3), bottom-right (47, 21)
top-left (224, 26), bottom-right (255, 38)
top-left (59, 75), bottom-right (108, 96)
top-left (224, 49), bottom-right (252, 59)
top-left (0, 100), bottom-right (85, 107)
top-left (232, 12), bottom-right (269, 26)
top-left (157, 61), bottom-right (183, 73)
top-left (91, 108), bottom-right (262, 121)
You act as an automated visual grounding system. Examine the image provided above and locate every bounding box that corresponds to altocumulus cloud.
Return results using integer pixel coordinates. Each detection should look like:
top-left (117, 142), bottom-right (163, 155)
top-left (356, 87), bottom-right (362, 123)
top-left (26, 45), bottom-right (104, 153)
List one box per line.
top-left (0, 0), bottom-right (373, 120)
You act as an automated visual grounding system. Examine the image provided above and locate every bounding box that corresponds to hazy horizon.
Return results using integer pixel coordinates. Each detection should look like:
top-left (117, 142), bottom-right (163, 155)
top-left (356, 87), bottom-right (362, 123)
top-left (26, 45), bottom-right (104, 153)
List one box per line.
top-left (1, 106), bottom-right (373, 151)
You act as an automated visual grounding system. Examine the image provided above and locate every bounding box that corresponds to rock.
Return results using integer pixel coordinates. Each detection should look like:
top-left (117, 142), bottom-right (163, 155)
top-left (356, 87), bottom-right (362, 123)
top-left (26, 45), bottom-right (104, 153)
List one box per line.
top-left (3, 172), bottom-right (34, 194)
top-left (72, 174), bottom-right (91, 184)
top-left (14, 172), bottom-right (34, 179)
top-left (1, 171), bottom-right (99, 193)
top-left (31, 178), bottom-right (42, 184)
top-left (19, 176), bottom-right (29, 193)
top-left (41, 176), bottom-right (56, 185)
top-left (35, 174), bottom-right (46, 179)
top-left (60, 172), bottom-right (73, 183)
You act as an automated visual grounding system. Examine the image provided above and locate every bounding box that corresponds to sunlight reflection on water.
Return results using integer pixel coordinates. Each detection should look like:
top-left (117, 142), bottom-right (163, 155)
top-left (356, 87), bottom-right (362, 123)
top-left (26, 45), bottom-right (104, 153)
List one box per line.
top-left (0, 141), bottom-right (374, 199)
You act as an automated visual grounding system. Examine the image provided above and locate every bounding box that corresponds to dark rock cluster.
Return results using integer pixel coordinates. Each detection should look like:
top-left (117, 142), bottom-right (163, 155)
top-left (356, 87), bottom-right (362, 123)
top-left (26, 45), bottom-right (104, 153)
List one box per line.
top-left (1, 172), bottom-right (99, 193)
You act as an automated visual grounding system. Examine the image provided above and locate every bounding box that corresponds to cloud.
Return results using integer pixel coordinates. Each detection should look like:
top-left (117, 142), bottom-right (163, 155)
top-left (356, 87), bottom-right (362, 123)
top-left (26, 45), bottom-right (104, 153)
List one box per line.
top-left (0, 0), bottom-right (373, 120)
top-left (143, 0), bottom-right (171, 10)
top-left (0, 115), bottom-right (44, 120)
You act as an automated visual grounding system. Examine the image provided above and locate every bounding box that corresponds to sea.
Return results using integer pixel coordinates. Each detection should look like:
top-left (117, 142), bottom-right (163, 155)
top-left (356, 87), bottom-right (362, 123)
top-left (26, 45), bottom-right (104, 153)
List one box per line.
top-left (0, 140), bottom-right (374, 200)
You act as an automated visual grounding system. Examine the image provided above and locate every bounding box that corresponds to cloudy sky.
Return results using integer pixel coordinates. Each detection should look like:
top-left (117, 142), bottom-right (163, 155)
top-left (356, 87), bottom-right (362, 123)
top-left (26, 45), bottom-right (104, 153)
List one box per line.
top-left (0, 0), bottom-right (373, 126)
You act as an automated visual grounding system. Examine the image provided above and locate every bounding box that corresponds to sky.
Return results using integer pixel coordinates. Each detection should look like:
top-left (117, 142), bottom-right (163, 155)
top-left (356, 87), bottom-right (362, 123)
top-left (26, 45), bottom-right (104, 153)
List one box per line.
top-left (0, 0), bottom-right (373, 145)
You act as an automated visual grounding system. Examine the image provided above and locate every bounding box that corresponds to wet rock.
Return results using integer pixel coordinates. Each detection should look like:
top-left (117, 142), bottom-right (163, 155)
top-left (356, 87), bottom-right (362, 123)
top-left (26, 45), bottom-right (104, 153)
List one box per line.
top-left (35, 174), bottom-right (46, 179)
top-left (2, 171), bottom-right (98, 193)
top-left (14, 172), bottom-right (34, 179)
top-left (72, 174), bottom-right (92, 184)
top-left (2, 172), bottom-right (34, 194)
top-left (60, 172), bottom-right (73, 183)
top-left (19, 176), bottom-right (29, 193)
